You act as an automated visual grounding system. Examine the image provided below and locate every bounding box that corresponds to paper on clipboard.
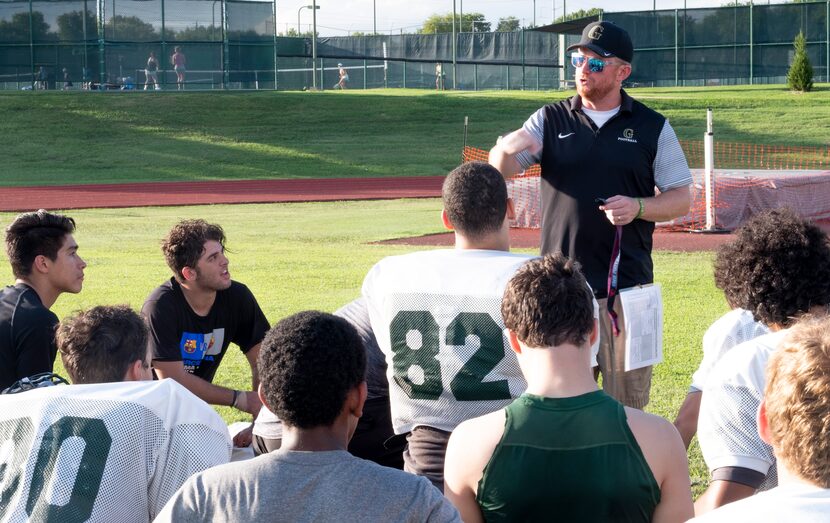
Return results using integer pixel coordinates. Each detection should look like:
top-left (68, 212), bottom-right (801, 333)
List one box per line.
top-left (619, 284), bottom-right (663, 371)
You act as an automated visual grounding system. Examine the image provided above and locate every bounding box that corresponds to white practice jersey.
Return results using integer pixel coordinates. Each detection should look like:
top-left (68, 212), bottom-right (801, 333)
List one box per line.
top-left (690, 308), bottom-right (770, 391)
top-left (688, 483), bottom-right (830, 523)
top-left (362, 249), bottom-right (533, 434)
top-left (698, 329), bottom-right (788, 491)
top-left (0, 379), bottom-right (231, 523)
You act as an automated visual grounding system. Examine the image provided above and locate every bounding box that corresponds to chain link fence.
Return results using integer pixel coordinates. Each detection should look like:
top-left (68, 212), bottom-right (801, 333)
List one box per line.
top-left (1, 0), bottom-right (827, 91)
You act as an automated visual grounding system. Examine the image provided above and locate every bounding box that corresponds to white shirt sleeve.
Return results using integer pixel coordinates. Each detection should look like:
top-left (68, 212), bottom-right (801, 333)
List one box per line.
top-left (515, 107), bottom-right (546, 169)
top-left (653, 120), bottom-right (692, 192)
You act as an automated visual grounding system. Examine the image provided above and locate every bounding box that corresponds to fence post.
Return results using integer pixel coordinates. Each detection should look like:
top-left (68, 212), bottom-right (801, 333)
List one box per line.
top-left (161, 0), bottom-right (166, 88)
top-left (749, 2), bottom-right (754, 85)
top-left (273, 0), bottom-right (284, 91)
top-left (506, 64), bottom-right (510, 90)
top-left (521, 28), bottom-right (526, 90)
top-left (474, 63), bottom-right (477, 91)
top-left (223, 0), bottom-right (229, 88)
top-left (403, 60), bottom-right (406, 88)
top-left (29, 0), bottom-right (34, 88)
top-left (675, 9), bottom-right (679, 87)
top-left (363, 59), bottom-right (367, 89)
top-left (97, 0), bottom-right (105, 84)
top-left (826, 0), bottom-right (829, 82)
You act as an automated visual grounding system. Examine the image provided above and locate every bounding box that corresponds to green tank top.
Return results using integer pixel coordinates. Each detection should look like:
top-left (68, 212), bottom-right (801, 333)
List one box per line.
top-left (477, 391), bottom-right (660, 522)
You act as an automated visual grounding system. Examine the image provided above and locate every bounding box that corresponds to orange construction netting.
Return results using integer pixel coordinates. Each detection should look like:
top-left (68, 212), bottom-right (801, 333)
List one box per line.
top-left (463, 142), bottom-right (830, 231)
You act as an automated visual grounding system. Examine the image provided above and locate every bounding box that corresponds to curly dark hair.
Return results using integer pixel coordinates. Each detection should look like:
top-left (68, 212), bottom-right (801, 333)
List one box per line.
top-left (161, 219), bottom-right (225, 282)
top-left (714, 208), bottom-right (830, 327)
top-left (502, 253), bottom-right (594, 348)
top-left (5, 209), bottom-right (76, 278)
top-left (58, 305), bottom-right (149, 384)
top-left (258, 311), bottom-right (366, 429)
top-left (442, 161), bottom-right (508, 240)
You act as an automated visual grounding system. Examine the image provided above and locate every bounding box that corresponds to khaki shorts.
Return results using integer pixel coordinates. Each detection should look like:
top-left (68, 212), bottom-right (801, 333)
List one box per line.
top-left (597, 296), bottom-right (653, 409)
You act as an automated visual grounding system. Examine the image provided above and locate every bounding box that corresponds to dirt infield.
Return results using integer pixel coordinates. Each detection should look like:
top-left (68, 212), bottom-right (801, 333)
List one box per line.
top-left (379, 228), bottom-right (734, 252)
top-left (1, 176), bottom-right (734, 252)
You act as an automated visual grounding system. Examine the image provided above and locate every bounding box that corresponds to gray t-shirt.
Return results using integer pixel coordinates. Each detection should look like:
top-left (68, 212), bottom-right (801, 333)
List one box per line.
top-left (155, 449), bottom-right (461, 523)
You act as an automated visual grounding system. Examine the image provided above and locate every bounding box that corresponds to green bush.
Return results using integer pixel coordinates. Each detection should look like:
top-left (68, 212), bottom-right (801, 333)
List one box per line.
top-left (787, 31), bottom-right (813, 92)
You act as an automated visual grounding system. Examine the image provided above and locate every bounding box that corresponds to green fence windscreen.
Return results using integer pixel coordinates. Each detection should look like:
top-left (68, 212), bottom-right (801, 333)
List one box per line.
top-left (1, 0), bottom-right (828, 90)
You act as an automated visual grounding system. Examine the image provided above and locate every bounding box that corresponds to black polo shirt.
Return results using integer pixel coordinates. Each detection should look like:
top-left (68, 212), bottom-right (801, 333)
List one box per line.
top-left (536, 91), bottom-right (668, 298)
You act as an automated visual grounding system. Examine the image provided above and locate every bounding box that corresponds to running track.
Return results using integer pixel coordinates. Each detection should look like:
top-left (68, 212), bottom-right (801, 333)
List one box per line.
top-left (0, 177), bottom-right (445, 211)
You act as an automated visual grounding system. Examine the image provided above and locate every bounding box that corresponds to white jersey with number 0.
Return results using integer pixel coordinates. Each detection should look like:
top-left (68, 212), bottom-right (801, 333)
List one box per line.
top-left (362, 249), bottom-right (533, 434)
top-left (0, 379), bottom-right (232, 523)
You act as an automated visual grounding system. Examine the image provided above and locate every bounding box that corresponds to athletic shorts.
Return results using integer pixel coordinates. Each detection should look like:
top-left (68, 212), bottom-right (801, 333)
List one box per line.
top-left (403, 425), bottom-right (451, 492)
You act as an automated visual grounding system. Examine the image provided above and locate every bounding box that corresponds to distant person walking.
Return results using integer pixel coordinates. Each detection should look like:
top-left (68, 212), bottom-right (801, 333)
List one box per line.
top-left (171, 46), bottom-right (186, 90)
top-left (435, 63), bottom-right (444, 90)
top-left (35, 66), bottom-right (47, 90)
top-left (82, 66), bottom-right (92, 89)
top-left (145, 51), bottom-right (159, 90)
top-left (335, 63), bottom-right (349, 90)
top-left (62, 68), bottom-right (72, 90)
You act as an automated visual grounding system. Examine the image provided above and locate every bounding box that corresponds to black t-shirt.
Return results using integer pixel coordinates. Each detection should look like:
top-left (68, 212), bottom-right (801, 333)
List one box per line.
top-left (0, 283), bottom-right (59, 390)
top-left (142, 278), bottom-right (269, 383)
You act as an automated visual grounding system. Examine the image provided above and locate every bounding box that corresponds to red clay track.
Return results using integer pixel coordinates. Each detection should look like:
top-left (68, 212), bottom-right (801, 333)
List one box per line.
top-left (0, 176), bottom-right (730, 251)
top-left (0, 177), bottom-right (446, 211)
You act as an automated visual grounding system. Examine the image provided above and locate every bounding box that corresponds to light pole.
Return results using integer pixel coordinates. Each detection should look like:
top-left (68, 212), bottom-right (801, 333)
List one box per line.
top-left (373, 0), bottom-right (376, 35)
top-left (297, 4), bottom-right (318, 34)
top-left (452, 0), bottom-right (457, 88)
top-left (533, 0), bottom-right (536, 27)
top-left (311, 0), bottom-right (318, 89)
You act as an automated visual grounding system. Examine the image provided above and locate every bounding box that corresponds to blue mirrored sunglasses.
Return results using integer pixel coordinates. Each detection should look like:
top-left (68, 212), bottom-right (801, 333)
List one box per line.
top-left (571, 54), bottom-right (617, 73)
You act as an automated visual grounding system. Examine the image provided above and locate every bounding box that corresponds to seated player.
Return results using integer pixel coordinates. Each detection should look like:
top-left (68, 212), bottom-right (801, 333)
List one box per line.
top-left (673, 235), bottom-right (775, 448)
top-left (444, 254), bottom-right (693, 522)
top-left (1, 209), bottom-right (86, 390)
top-left (696, 208), bottom-right (830, 513)
top-left (690, 315), bottom-right (830, 522)
top-left (142, 219), bottom-right (270, 447)
top-left (0, 305), bottom-right (231, 522)
top-left (253, 297), bottom-right (405, 469)
top-left (156, 311), bottom-right (460, 522)
top-left (361, 161), bottom-right (535, 490)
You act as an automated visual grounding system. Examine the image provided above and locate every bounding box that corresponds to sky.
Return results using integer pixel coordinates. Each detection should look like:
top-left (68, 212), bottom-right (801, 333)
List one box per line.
top-left (280, 0), bottom-right (761, 37)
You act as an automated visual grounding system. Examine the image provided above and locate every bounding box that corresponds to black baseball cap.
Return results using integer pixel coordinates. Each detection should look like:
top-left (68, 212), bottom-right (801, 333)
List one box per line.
top-left (567, 21), bottom-right (633, 63)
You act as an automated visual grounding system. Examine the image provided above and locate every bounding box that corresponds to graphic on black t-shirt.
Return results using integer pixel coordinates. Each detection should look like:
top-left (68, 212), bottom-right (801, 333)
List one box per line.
top-left (179, 328), bottom-right (225, 373)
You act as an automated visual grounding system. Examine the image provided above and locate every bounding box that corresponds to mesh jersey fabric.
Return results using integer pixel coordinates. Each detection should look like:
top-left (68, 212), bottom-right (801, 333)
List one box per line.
top-left (477, 391), bottom-right (660, 522)
top-left (698, 329), bottom-right (788, 491)
top-left (688, 483), bottom-right (830, 523)
top-left (0, 379), bottom-right (231, 523)
top-left (690, 308), bottom-right (770, 391)
top-left (362, 249), bottom-right (533, 434)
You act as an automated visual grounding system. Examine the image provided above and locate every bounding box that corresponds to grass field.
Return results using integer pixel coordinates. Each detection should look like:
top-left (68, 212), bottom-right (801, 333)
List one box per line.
top-left (0, 200), bottom-right (723, 495)
top-left (4, 85), bottom-right (806, 498)
top-left (2, 84), bottom-right (828, 186)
